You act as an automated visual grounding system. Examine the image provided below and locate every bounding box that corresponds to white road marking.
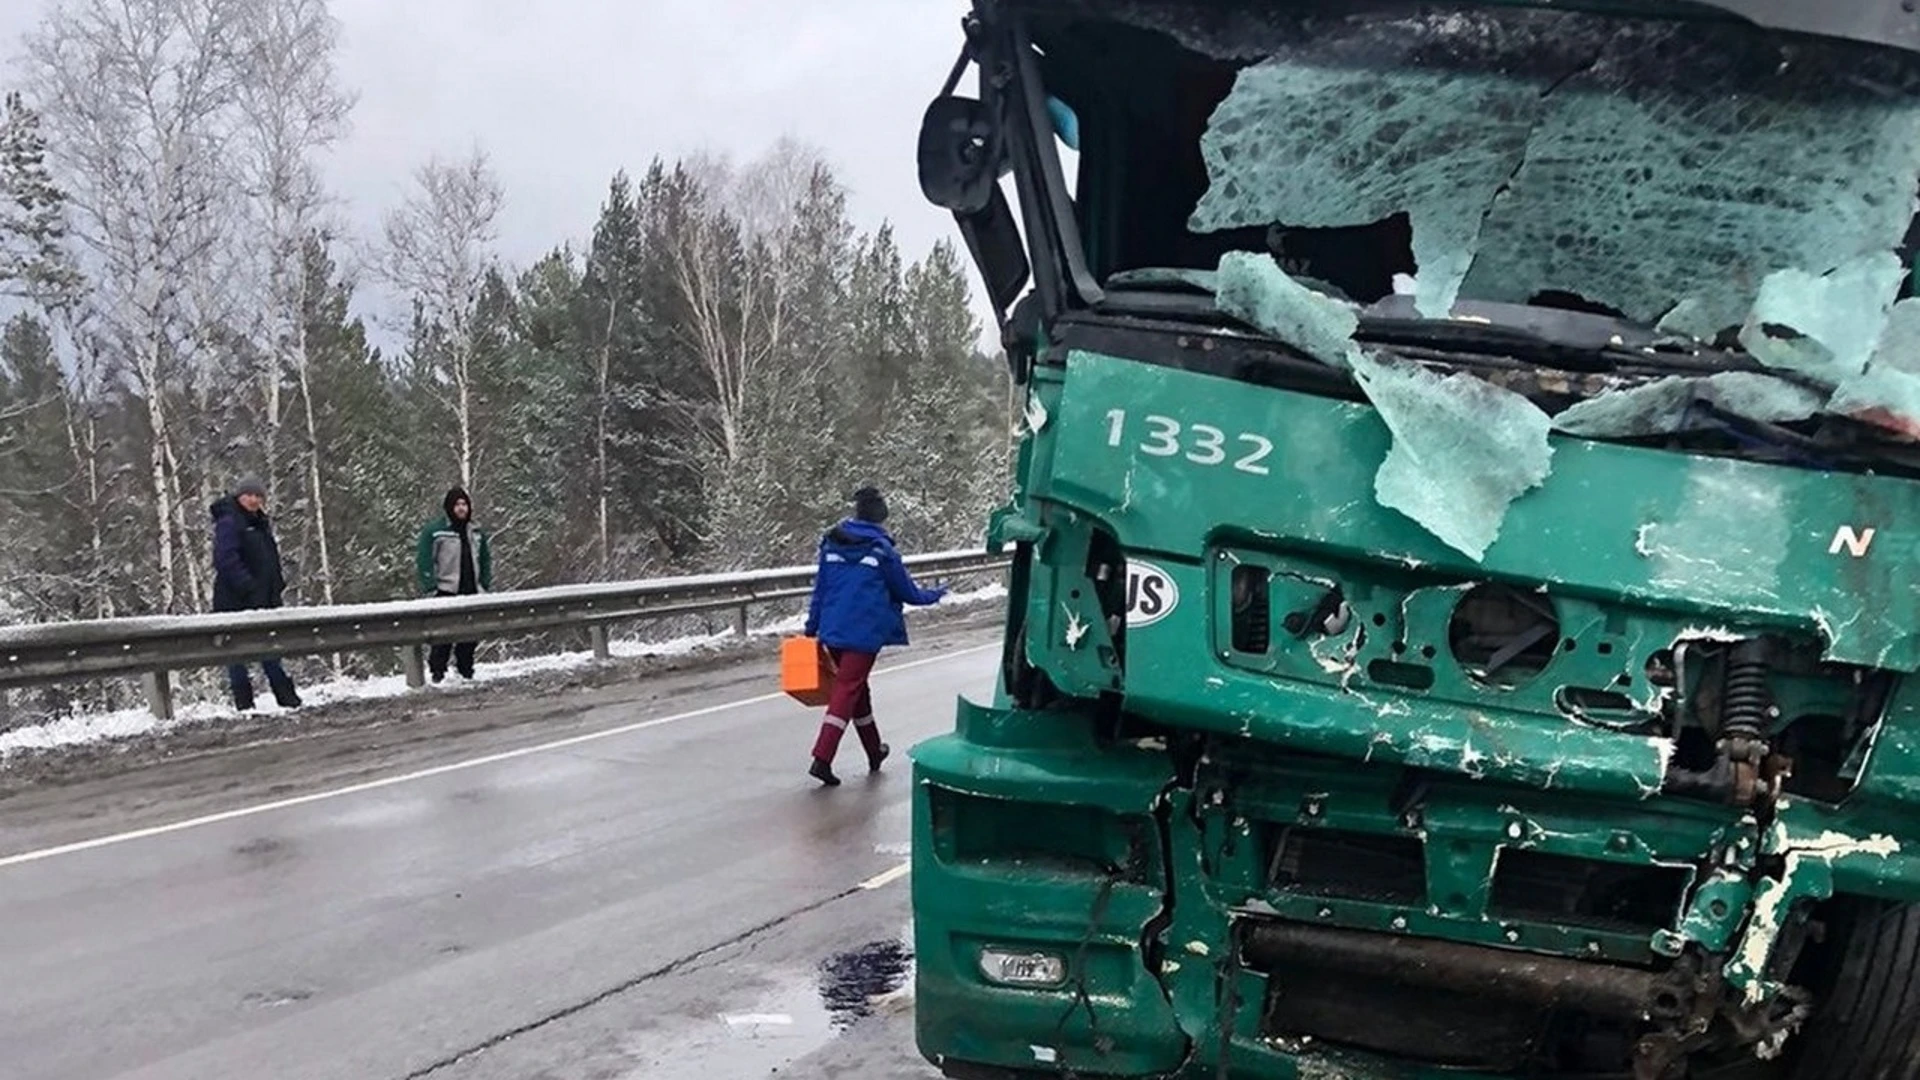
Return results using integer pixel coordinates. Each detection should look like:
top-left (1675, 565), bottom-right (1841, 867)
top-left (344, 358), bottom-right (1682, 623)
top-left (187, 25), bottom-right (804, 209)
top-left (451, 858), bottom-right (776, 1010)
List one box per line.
top-left (858, 861), bottom-right (911, 891)
top-left (723, 1013), bottom-right (795, 1028)
top-left (0, 645), bottom-right (996, 872)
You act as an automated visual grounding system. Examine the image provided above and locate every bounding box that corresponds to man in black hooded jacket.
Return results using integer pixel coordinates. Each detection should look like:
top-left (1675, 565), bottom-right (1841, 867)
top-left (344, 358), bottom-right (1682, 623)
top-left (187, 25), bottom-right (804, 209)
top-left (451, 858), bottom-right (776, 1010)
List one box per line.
top-left (211, 477), bottom-right (300, 710)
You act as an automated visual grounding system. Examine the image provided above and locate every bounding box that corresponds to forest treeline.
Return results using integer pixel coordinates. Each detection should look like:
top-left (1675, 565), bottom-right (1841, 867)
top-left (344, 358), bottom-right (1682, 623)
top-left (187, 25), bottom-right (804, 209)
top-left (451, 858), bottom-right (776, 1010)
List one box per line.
top-left (0, 0), bottom-right (1011, 642)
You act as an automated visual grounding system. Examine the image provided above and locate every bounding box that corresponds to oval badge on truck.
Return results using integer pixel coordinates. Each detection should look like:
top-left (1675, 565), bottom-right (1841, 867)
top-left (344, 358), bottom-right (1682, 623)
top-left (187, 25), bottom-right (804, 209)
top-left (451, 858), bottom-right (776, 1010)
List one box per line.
top-left (1126, 561), bottom-right (1179, 627)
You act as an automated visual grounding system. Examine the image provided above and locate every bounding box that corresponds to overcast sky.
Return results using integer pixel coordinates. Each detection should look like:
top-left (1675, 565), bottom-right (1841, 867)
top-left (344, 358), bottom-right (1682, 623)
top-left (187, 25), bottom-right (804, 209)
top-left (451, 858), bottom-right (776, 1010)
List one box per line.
top-left (0, 0), bottom-right (988, 332)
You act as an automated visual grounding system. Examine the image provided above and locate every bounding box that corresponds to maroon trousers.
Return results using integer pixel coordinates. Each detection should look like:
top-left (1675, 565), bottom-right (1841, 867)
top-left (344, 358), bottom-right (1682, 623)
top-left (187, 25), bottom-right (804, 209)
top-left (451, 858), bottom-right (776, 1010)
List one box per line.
top-left (811, 648), bottom-right (884, 765)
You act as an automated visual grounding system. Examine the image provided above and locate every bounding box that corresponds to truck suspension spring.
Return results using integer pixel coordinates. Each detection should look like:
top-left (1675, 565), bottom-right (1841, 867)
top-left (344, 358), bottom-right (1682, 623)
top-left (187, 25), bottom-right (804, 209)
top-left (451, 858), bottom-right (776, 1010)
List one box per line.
top-left (1721, 641), bottom-right (1772, 741)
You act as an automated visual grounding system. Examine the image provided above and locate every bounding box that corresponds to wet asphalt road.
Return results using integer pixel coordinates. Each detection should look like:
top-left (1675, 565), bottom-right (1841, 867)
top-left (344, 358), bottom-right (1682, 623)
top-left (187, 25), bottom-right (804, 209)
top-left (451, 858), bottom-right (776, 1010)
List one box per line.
top-left (0, 638), bottom-right (995, 1080)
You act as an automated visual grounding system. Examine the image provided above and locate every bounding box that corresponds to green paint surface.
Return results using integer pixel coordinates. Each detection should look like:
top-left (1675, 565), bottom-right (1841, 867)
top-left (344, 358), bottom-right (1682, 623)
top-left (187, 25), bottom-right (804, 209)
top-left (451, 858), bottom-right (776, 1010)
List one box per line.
top-left (911, 344), bottom-right (1920, 1076)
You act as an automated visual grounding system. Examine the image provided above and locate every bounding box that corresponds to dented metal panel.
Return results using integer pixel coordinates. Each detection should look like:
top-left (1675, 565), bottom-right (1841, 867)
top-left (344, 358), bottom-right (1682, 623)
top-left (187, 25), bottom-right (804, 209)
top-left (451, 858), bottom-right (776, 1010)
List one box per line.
top-left (1047, 349), bottom-right (1920, 673)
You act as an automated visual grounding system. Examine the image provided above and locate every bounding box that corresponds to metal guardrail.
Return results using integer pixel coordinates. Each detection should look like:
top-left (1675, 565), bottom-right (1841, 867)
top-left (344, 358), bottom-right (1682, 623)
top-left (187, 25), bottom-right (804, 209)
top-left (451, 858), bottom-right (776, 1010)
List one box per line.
top-left (0, 549), bottom-right (1010, 721)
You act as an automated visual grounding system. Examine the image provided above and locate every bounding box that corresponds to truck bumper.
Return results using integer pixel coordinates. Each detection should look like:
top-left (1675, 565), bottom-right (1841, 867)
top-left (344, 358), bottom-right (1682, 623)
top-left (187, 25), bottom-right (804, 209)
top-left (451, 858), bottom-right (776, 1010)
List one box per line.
top-left (911, 693), bottom-right (1920, 1079)
top-left (910, 695), bottom-right (1532, 1078)
top-left (911, 697), bottom-right (1187, 1077)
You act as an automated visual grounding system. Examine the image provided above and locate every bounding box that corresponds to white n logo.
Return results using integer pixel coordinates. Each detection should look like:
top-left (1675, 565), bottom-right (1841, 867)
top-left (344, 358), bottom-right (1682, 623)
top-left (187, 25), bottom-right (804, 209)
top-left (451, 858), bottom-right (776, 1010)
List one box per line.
top-left (1830, 525), bottom-right (1877, 558)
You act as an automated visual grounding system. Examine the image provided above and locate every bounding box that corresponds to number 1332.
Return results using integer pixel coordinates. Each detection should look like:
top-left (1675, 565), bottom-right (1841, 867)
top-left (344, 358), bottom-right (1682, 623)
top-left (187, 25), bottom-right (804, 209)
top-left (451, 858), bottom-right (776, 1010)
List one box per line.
top-left (1105, 410), bottom-right (1273, 475)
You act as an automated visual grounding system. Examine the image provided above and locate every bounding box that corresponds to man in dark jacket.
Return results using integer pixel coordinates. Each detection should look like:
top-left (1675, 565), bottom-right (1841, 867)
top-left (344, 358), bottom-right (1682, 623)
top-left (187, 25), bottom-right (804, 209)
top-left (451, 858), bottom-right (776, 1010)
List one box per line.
top-left (801, 486), bottom-right (947, 786)
top-left (414, 486), bottom-right (493, 681)
top-left (211, 477), bottom-right (300, 711)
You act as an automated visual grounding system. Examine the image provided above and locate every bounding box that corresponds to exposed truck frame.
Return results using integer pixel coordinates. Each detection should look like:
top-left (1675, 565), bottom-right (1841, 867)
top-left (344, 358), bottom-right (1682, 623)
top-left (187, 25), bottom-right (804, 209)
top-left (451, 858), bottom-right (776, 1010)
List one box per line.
top-left (908, 2), bottom-right (1920, 1078)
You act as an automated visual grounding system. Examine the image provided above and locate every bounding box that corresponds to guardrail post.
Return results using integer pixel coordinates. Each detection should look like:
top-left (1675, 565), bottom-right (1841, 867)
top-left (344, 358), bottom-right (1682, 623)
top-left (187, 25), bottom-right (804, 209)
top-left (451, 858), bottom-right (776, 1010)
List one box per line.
top-left (734, 604), bottom-right (749, 637)
top-left (589, 625), bottom-right (611, 662)
top-left (142, 670), bottom-right (174, 722)
top-left (403, 644), bottom-right (426, 690)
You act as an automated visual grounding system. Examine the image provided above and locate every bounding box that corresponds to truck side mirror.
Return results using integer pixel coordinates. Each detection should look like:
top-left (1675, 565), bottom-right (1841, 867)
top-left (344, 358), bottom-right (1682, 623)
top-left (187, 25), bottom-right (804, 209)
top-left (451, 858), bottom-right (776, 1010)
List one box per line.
top-left (920, 94), bottom-right (1030, 328)
top-left (918, 95), bottom-right (1004, 213)
top-left (957, 184), bottom-right (1031, 320)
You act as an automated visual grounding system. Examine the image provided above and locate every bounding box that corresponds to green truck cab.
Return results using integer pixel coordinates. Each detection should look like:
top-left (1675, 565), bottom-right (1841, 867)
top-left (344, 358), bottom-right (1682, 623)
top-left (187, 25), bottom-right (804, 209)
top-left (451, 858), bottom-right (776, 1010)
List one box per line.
top-left (908, 2), bottom-right (1920, 1078)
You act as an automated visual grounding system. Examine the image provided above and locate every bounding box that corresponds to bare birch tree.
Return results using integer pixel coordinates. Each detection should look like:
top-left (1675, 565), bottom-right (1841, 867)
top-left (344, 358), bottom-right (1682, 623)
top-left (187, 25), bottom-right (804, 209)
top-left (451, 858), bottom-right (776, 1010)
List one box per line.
top-left (378, 149), bottom-right (504, 489)
top-left (64, 322), bottom-right (117, 618)
top-left (663, 143), bottom-right (861, 565)
top-left (231, 0), bottom-right (352, 605)
top-left (667, 143), bottom-right (838, 469)
top-left (21, 0), bottom-right (247, 612)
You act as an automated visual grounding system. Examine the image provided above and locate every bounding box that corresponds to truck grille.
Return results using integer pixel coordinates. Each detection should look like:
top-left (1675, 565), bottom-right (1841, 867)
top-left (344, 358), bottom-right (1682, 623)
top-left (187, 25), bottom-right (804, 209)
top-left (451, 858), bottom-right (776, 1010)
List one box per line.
top-left (1263, 826), bottom-right (1692, 940)
top-left (1267, 827), bottom-right (1426, 905)
top-left (1488, 848), bottom-right (1691, 936)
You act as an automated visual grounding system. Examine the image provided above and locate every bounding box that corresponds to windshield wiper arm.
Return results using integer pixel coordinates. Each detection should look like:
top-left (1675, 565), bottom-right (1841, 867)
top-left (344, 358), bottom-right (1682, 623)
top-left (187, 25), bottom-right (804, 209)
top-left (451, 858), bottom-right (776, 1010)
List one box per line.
top-left (1099, 272), bottom-right (1803, 382)
top-left (1352, 317), bottom-right (1774, 377)
top-left (1356, 296), bottom-right (1784, 379)
top-left (1354, 317), bottom-right (1622, 373)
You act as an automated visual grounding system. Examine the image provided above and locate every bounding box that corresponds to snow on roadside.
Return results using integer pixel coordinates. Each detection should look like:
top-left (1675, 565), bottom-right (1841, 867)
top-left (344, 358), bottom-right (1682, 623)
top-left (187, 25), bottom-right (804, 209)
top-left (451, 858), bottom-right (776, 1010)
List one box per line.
top-left (0, 584), bottom-right (1007, 764)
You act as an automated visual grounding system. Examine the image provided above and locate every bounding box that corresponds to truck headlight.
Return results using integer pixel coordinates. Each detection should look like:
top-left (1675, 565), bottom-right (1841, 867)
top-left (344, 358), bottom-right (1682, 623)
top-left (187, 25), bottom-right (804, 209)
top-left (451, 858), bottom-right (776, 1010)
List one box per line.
top-left (979, 948), bottom-right (1069, 987)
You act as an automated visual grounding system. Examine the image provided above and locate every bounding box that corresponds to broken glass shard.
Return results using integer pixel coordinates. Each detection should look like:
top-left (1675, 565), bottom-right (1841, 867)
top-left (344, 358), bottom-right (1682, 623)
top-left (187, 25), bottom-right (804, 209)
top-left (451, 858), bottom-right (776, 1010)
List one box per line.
top-left (1826, 299), bottom-right (1920, 439)
top-left (1466, 29), bottom-right (1920, 333)
top-left (1738, 254), bottom-right (1906, 384)
top-left (1703, 373), bottom-right (1828, 425)
top-left (1552, 377), bottom-right (1696, 438)
top-left (1829, 366), bottom-right (1920, 440)
top-left (1868, 299), bottom-right (1920, 375)
top-left (1188, 12), bottom-right (1575, 318)
top-left (1354, 352), bottom-right (1554, 561)
top-left (1107, 267), bottom-right (1219, 292)
top-left (1214, 251), bottom-right (1361, 369)
top-left (1655, 299), bottom-right (1719, 342)
top-left (1553, 373), bottom-right (1823, 437)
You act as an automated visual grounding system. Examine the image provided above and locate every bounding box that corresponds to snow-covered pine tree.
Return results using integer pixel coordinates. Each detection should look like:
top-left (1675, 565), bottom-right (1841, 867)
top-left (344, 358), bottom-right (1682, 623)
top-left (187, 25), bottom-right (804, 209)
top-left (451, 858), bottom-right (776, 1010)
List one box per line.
top-left (299, 236), bottom-right (416, 610)
top-left (876, 238), bottom-right (1010, 552)
top-left (473, 250), bottom-right (596, 588)
top-left (0, 91), bottom-right (78, 304)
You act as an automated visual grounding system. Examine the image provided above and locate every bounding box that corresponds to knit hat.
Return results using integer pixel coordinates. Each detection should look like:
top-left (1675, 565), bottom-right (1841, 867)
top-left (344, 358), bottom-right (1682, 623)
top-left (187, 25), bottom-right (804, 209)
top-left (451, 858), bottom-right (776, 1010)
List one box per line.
top-left (235, 476), bottom-right (267, 499)
top-left (853, 486), bottom-right (888, 524)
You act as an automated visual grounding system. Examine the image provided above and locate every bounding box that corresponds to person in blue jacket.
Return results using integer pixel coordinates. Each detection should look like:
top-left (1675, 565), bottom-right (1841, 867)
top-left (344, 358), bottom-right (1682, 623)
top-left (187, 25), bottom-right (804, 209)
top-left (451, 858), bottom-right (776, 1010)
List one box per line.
top-left (802, 486), bottom-right (947, 786)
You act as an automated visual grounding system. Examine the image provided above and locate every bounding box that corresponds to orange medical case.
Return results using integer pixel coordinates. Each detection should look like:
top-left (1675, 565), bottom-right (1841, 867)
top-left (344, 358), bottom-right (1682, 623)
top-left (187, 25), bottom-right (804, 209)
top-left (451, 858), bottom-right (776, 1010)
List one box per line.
top-left (781, 635), bottom-right (833, 706)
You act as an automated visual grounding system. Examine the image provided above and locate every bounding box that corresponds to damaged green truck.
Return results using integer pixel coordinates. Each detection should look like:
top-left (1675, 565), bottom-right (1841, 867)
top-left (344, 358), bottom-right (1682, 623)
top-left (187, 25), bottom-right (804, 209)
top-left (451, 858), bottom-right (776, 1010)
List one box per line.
top-left (907, 2), bottom-right (1920, 1078)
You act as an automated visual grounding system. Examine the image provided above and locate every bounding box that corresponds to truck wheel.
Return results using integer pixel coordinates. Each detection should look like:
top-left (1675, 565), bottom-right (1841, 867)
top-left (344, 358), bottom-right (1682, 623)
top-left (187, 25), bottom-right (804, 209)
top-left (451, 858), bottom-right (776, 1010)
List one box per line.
top-left (1789, 897), bottom-right (1920, 1080)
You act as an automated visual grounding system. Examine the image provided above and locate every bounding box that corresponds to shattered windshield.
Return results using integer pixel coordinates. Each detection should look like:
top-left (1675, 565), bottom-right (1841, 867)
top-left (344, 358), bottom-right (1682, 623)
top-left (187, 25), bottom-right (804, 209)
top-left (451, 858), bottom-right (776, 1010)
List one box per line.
top-left (1037, 3), bottom-right (1920, 322)
top-left (1022, 2), bottom-right (1920, 558)
top-left (1187, 9), bottom-right (1920, 329)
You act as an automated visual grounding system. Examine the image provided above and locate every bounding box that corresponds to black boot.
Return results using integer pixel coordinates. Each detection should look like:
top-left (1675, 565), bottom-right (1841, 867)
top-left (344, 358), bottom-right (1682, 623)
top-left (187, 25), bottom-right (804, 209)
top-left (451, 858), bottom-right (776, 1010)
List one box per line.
top-left (809, 758), bottom-right (841, 787)
top-left (268, 674), bottom-right (301, 709)
top-left (869, 742), bottom-right (891, 773)
top-left (233, 682), bottom-right (256, 712)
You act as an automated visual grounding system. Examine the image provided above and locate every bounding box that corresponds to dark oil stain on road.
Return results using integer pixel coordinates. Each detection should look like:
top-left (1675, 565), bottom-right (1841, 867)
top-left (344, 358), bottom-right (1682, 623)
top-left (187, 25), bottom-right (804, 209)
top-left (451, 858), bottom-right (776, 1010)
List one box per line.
top-left (615, 933), bottom-right (920, 1078)
top-left (231, 836), bottom-right (293, 868)
top-left (816, 938), bottom-right (913, 1028)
